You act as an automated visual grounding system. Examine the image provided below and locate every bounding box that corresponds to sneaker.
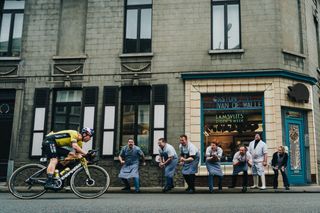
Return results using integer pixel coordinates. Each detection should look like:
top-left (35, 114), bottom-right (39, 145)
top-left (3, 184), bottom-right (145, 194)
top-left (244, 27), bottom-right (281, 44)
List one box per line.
top-left (134, 190), bottom-right (140, 193)
top-left (250, 185), bottom-right (258, 189)
top-left (259, 186), bottom-right (267, 190)
top-left (209, 188), bottom-right (214, 193)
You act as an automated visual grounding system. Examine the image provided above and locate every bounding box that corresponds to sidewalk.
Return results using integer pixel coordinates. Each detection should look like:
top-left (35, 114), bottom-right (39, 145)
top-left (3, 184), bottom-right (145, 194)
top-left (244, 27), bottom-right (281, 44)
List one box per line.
top-left (1, 182), bottom-right (320, 193)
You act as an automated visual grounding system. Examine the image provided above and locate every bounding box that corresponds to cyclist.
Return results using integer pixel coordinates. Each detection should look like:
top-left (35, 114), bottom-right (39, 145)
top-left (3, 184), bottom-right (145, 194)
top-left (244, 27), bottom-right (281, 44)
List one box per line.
top-left (41, 127), bottom-right (94, 190)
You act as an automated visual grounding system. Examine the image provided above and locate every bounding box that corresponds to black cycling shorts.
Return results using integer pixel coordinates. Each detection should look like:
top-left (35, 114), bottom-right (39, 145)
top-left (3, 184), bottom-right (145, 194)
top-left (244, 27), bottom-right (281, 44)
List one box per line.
top-left (42, 139), bottom-right (70, 159)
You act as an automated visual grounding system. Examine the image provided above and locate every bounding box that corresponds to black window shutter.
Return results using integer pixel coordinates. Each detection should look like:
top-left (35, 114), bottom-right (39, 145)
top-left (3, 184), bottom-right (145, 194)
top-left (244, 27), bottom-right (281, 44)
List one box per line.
top-left (104, 86), bottom-right (118, 106)
top-left (83, 87), bottom-right (98, 106)
top-left (152, 85), bottom-right (167, 104)
top-left (34, 88), bottom-right (50, 107)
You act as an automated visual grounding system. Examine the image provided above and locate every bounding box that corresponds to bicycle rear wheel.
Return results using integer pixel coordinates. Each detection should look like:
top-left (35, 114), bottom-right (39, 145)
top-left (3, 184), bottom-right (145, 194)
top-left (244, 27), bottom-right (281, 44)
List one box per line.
top-left (8, 164), bottom-right (47, 199)
top-left (70, 165), bottom-right (110, 199)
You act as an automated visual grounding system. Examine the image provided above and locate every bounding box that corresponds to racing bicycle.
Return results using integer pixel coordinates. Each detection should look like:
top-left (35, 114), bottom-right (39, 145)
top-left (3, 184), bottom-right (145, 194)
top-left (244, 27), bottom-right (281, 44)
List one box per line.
top-left (8, 150), bottom-right (110, 199)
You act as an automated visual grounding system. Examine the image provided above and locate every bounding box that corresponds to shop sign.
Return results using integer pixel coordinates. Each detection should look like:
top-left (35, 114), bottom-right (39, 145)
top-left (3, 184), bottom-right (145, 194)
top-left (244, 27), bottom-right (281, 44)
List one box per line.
top-left (215, 113), bottom-right (244, 124)
top-left (203, 94), bottom-right (263, 110)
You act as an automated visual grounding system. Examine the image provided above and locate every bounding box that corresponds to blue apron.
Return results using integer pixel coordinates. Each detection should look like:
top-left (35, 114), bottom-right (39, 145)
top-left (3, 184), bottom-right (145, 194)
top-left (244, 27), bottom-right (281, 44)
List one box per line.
top-left (180, 147), bottom-right (199, 175)
top-left (160, 152), bottom-right (178, 178)
top-left (206, 160), bottom-right (223, 177)
top-left (118, 146), bottom-right (141, 179)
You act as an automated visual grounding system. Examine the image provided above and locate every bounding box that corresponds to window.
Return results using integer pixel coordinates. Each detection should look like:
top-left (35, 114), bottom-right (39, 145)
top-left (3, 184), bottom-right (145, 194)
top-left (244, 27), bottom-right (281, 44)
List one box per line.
top-left (124, 0), bottom-right (152, 53)
top-left (202, 93), bottom-right (264, 163)
top-left (0, 0), bottom-right (25, 56)
top-left (52, 90), bottom-right (82, 131)
top-left (212, 0), bottom-right (240, 50)
top-left (121, 86), bottom-right (151, 154)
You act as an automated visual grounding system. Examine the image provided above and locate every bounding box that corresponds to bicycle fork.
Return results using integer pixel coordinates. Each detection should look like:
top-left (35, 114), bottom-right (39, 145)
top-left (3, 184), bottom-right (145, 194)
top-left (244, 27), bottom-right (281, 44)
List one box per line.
top-left (80, 158), bottom-right (95, 186)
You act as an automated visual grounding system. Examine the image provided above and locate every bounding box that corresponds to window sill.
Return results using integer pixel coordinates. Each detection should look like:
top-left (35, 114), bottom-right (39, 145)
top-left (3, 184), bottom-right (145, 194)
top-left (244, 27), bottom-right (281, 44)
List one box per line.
top-left (0, 57), bottom-right (21, 61)
top-left (208, 49), bottom-right (244, 55)
top-left (119, 52), bottom-right (154, 58)
top-left (114, 156), bottom-right (153, 161)
top-left (52, 55), bottom-right (88, 60)
top-left (282, 49), bottom-right (306, 59)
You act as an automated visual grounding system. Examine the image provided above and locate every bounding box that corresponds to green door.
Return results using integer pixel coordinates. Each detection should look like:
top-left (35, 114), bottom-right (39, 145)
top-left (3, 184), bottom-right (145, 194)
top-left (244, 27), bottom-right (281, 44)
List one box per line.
top-left (284, 110), bottom-right (306, 184)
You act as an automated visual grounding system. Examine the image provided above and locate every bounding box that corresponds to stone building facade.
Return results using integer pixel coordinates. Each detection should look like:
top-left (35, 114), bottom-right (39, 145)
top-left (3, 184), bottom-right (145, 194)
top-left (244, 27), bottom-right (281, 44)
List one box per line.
top-left (0, 0), bottom-right (319, 187)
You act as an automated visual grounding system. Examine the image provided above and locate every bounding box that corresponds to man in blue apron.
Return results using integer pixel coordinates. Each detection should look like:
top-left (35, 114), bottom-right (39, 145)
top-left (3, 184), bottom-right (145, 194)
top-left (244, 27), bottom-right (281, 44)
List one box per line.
top-left (158, 138), bottom-right (178, 192)
top-left (229, 146), bottom-right (252, 192)
top-left (205, 140), bottom-right (223, 193)
top-left (179, 134), bottom-right (200, 193)
top-left (118, 138), bottom-right (146, 193)
top-left (248, 134), bottom-right (268, 190)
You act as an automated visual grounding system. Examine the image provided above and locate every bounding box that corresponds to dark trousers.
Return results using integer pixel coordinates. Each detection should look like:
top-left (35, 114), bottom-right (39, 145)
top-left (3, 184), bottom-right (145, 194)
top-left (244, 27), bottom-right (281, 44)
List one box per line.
top-left (183, 174), bottom-right (195, 190)
top-left (231, 171), bottom-right (248, 187)
top-left (273, 169), bottom-right (289, 188)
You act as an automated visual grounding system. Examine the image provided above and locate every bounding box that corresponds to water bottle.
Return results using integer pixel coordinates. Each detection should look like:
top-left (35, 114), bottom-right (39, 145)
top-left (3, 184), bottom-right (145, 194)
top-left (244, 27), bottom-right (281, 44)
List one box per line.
top-left (54, 169), bottom-right (60, 179)
top-left (60, 167), bottom-right (70, 176)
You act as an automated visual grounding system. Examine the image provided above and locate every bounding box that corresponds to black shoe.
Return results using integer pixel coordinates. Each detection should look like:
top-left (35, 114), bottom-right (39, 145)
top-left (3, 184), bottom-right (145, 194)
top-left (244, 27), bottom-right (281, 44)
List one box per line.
top-left (209, 188), bottom-right (214, 193)
top-left (241, 186), bottom-right (247, 193)
top-left (121, 187), bottom-right (130, 191)
top-left (285, 186), bottom-right (290, 190)
top-left (187, 189), bottom-right (195, 194)
top-left (228, 185), bottom-right (235, 189)
top-left (162, 186), bottom-right (172, 192)
top-left (44, 182), bottom-right (58, 190)
top-left (185, 187), bottom-right (191, 191)
top-left (134, 190), bottom-right (140, 193)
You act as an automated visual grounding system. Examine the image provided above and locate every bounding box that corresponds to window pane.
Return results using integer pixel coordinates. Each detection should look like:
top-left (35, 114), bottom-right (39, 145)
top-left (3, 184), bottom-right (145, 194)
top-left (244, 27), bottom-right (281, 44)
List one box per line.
top-left (0, 14), bottom-right (11, 53)
top-left (125, 9), bottom-right (138, 53)
top-left (126, 10), bottom-right (138, 39)
top-left (138, 105), bottom-right (150, 154)
top-left (56, 90), bottom-right (82, 102)
top-left (227, 4), bottom-right (240, 49)
top-left (69, 106), bottom-right (81, 130)
top-left (140, 9), bottom-right (151, 39)
top-left (140, 8), bottom-right (151, 52)
top-left (212, 5), bottom-right (225, 50)
top-left (53, 106), bottom-right (67, 131)
top-left (12, 13), bottom-right (23, 55)
top-left (122, 105), bottom-right (135, 135)
top-left (4, 1), bottom-right (25, 10)
top-left (127, 0), bottom-right (152, 5)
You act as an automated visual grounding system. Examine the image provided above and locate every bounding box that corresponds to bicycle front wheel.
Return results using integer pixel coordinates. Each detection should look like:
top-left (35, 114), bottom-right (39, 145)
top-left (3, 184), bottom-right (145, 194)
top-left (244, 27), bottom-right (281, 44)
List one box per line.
top-left (8, 164), bottom-right (47, 199)
top-left (70, 165), bottom-right (110, 199)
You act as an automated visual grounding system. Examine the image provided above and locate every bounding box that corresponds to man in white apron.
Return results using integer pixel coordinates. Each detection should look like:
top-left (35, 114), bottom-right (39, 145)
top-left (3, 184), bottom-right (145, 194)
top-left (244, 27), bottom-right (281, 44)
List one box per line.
top-left (230, 146), bottom-right (252, 192)
top-left (179, 134), bottom-right (200, 193)
top-left (118, 138), bottom-right (146, 193)
top-left (248, 134), bottom-right (268, 190)
top-left (158, 138), bottom-right (178, 192)
top-left (205, 141), bottom-right (223, 193)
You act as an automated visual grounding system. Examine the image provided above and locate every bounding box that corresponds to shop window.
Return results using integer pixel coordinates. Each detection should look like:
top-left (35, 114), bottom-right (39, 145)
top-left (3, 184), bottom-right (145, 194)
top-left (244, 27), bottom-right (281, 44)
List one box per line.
top-left (202, 93), bottom-right (264, 163)
top-left (52, 90), bottom-right (82, 131)
top-left (0, 0), bottom-right (25, 56)
top-left (212, 0), bottom-right (240, 50)
top-left (124, 0), bottom-right (152, 53)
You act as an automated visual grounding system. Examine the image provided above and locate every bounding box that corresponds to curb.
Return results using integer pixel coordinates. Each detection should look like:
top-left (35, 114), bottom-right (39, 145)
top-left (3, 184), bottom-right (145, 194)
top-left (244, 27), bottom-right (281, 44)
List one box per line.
top-left (2, 186), bottom-right (320, 194)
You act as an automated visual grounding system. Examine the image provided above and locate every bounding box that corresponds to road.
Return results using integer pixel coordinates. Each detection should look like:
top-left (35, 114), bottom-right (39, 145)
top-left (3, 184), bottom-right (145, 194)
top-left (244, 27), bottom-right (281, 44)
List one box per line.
top-left (0, 192), bottom-right (319, 213)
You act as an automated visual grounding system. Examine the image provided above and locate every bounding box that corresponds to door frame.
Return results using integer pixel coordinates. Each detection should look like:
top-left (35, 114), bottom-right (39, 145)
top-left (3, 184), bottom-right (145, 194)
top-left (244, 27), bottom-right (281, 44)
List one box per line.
top-left (282, 107), bottom-right (309, 185)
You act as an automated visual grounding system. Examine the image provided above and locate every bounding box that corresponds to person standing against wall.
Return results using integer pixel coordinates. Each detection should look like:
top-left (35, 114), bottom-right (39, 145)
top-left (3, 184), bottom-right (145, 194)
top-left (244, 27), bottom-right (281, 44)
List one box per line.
top-left (158, 138), bottom-right (178, 192)
top-left (248, 134), bottom-right (268, 190)
top-left (179, 134), bottom-right (200, 194)
top-left (271, 145), bottom-right (290, 190)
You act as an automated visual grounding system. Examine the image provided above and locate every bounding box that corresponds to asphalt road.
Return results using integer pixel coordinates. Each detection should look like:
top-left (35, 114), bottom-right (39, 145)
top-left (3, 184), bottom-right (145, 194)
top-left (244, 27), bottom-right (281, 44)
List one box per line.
top-left (1, 192), bottom-right (320, 213)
